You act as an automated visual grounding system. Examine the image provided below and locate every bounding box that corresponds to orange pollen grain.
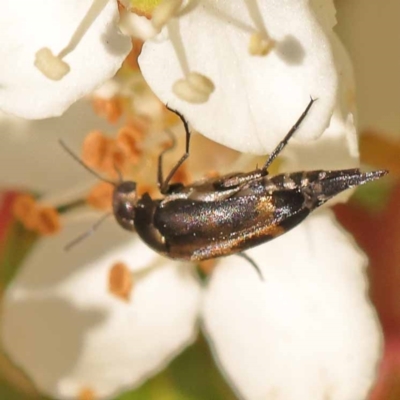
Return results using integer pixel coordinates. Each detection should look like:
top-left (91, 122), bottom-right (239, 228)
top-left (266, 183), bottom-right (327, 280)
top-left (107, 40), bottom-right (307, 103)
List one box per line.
top-left (86, 182), bottom-right (114, 211)
top-left (35, 207), bottom-right (61, 235)
top-left (116, 125), bottom-right (144, 164)
top-left (107, 144), bottom-right (127, 178)
top-left (78, 387), bottom-right (96, 400)
top-left (82, 131), bottom-right (110, 170)
top-left (12, 194), bottom-right (38, 229)
top-left (108, 262), bottom-right (134, 302)
top-left (82, 132), bottom-right (128, 178)
top-left (92, 97), bottom-right (123, 124)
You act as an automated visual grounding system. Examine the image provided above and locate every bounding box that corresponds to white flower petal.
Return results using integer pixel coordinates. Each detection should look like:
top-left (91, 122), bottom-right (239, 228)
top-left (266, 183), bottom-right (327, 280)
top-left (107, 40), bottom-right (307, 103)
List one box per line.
top-left (0, 0), bottom-right (131, 119)
top-left (284, 35), bottom-right (359, 172)
top-left (0, 100), bottom-right (114, 193)
top-left (139, 0), bottom-right (339, 153)
top-left (202, 210), bottom-right (381, 400)
top-left (2, 220), bottom-right (202, 399)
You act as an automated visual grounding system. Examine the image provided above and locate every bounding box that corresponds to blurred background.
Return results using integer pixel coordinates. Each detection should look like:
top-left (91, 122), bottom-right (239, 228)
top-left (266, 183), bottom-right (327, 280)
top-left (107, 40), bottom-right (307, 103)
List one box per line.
top-left (0, 0), bottom-right (399, 399)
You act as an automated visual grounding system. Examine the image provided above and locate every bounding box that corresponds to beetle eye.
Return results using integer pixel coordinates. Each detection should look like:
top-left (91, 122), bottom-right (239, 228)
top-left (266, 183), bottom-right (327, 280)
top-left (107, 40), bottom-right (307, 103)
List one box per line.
top-left (117, 181), bottom-right (137, 195)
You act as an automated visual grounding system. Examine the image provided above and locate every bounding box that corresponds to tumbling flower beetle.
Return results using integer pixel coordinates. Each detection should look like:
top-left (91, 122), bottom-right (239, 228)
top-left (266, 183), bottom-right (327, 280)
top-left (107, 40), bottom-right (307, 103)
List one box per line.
top-left (62, 98), bottom-right (387, 278)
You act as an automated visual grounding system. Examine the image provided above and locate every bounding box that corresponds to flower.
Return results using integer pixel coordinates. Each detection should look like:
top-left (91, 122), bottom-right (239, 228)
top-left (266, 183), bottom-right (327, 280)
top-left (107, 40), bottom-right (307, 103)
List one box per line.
top-left (139, 0), bottom-right (343, 155)
top-left (0, 1), bottom-right (383, 399)
top-left (0, 0), bottom-right (131, 119)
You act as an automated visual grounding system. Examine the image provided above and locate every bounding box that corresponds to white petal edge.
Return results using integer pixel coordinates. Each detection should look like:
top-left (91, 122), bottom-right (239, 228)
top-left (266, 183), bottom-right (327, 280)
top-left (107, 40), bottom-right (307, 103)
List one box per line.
top-left (202, 210), bottom-right (381, 400)
top-left (284, 34), bottom-right (359, 172)
top-left (0, 0), bottom-right (131, 119)
top-left (282, 35), bottom-right (360, 205)
top-left (2, 219), bottom-right (202, 399)
top-left (139, 0), bottom-right (338, 154)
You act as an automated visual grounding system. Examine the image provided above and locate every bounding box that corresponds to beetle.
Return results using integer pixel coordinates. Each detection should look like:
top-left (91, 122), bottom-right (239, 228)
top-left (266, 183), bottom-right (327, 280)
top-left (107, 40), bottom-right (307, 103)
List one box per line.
top-left (61, 98), bottom-right (387, 278)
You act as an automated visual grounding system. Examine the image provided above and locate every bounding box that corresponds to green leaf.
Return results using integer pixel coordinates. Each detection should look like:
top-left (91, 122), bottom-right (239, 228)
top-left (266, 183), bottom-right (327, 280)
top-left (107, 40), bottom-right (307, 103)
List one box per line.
top-left (351, 177), bottom-right (393, 212)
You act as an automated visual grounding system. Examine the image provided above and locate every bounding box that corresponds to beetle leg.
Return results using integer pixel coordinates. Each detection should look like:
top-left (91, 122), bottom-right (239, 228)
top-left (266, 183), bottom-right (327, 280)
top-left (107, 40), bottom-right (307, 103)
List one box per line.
top-left (236, 252), bottom-right (264, 281)
top-left (157, 128), bottom-right (176, 190)
top-left (158, 106), bottom-right (192, 194)
top-left (262, 97), bottom-right (317, 173)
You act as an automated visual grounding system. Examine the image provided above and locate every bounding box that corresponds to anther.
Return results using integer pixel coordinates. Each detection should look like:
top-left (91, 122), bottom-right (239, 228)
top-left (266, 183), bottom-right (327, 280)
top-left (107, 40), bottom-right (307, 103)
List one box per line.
top-left (86, 182), bottom-right (114, 210)
top-left (116, 125), bottom-right (144, 163)
top-left (108, 262), bottom-right (134, 302)
top-left (248, 31), bottom-right (274, 56)
top-left (35, 0), bottom-right (110, 80)
top-left (35, 207), bottom-right (61, 235)
top-left (82, 131), bottom-right (128, 180)
top-left (173, 72), bottom-right (215, 103)
top-left (82, 131), bottom-right (110, 171)
top-left (92, 97), bottom-right (123, 123)
top-left (12, 194), bottom-right (37, 230)
top-left (34, 48), bottom-right (70, 81)
top-left (13, 194), bottom-right (61, 236)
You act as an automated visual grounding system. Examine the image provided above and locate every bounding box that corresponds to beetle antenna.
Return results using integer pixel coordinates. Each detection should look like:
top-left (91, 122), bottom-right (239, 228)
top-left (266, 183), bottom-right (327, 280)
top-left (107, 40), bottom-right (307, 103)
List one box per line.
top-left (59, 139), bottom-right (116, 186)
top-left (263, 97), bottom-right (317, 172)
top-left (236, 252), bottom-right (264, 281)
top-left (64, 212), bottom-right (112, 251)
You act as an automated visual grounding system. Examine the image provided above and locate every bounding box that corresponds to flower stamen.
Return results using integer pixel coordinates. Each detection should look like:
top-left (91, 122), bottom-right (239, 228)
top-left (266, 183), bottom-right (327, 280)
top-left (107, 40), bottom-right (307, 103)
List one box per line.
top-left (82, 131), bottom-right (126, 178)
top-left (150, 1), bottom-right (215, 103)
top-left (86, 182), bottom-right (114, 211)
top-left (116, 125), bottom-right (144, 164)
top-left (13, 194), bottom-right (61, 235)
top-left (108, 262), bottom-right (134, 302)
top-left (34, 0), bottom-right (110, 81)
top-left (242, 0), bottom-right (274, 56)
top-left (92, 96), bottom-right (124, 123)
top-left (248, 31), bottom-right (274, 56)
top-left (34, 48), bottom-right (70, 81)
top-left (173, 72), bottom-right (215, 103)
top-left (35, 207), bottom-right (61, 235)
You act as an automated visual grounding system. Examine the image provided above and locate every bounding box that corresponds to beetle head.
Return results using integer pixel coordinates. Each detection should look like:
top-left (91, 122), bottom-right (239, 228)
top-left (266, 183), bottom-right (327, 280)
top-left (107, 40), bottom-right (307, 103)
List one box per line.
top-left (113, 181), bottom-right (137, 231)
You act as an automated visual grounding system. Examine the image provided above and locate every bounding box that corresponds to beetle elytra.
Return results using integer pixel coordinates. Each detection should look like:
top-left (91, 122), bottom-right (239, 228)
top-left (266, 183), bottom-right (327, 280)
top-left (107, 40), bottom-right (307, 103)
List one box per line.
top-left (62, 98), bottom-right (387, 278)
